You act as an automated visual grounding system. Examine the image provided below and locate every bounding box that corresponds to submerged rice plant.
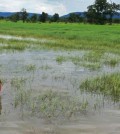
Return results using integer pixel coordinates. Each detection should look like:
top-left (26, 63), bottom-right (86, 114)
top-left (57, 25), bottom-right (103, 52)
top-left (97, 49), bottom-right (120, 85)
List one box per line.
top-left (13, 88), bottom-right (88, 119)
top-left (82, 51), bottom-right (103, 63)
top-left (11, 77), bottom-right (27, 90)
top-left (103, 53), bottom-right (120, 67)
top-left (80, 73), bottom-right (120, 102)
top-left (25, 64), bottom-right (36, 72)
top-left (56, 56), bottom-right (67, 64)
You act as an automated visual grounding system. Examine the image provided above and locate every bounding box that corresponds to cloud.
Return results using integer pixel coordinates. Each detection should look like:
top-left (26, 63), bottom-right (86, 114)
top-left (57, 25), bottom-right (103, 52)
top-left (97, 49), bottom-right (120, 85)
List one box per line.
top-left (0, 0), bottom-right (67, 15)
top-left (0, 0), bottom-right (119, 16)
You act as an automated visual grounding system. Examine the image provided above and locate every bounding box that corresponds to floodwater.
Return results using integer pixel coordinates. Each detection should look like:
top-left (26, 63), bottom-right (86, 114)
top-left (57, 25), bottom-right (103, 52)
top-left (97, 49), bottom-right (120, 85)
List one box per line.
top-left (0, 34), bottom-right (55, 43)
top-left (0, 47), bottom-right (120, 133)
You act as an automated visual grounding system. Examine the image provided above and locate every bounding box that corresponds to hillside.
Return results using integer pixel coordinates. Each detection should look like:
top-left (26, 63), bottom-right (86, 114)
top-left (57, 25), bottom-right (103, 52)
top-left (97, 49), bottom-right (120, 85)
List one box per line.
top-left (0, 11), bottom-right (120, 19)
top-left (61, 12), bottom-right (120, 19)
top-left (0, 12), bottom-right (41, 17)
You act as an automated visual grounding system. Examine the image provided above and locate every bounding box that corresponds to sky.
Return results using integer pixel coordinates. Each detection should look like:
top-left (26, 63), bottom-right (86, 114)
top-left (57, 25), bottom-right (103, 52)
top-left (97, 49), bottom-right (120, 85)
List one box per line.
top-left (0, 0), bottom-right (119, 16)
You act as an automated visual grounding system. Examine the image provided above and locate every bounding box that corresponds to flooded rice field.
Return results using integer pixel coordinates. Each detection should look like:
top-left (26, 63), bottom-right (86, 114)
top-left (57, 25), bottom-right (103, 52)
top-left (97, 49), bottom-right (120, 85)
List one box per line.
top-left (0, 34), bottom-right (55, 43)
top-left (0, 36), bottom-right (120, 133)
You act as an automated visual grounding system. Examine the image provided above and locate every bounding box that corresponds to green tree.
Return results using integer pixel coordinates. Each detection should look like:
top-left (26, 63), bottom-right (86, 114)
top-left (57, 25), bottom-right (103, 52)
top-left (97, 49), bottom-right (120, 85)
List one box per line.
top-left (87, 0), bottom-right (107, 24)
top-left (30, 14), bottom-right (38, 23)
top-left (106, 2), bottom-right (120, 24)
top-left (39, 12), bottom-right (48, 23)
top-left (9, 12), bottom-right (20, 22)
top-left (87, 0), bottom-right (120, 24)
top-left (68, 13), bottom-right (81, 23)
top-left (51, 13), bottom-right (59, 22)
top-left (20, 8), bottom-right (28, 23)
top-left (86, 5), bottom-right (97, 23)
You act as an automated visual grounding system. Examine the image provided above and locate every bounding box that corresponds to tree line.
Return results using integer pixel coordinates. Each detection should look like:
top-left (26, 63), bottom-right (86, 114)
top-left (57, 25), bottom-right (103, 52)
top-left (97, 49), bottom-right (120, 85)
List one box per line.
top-left (1, 0), bottom-right (120, 24)
top-left (4, 8), bottom-right (60, 23)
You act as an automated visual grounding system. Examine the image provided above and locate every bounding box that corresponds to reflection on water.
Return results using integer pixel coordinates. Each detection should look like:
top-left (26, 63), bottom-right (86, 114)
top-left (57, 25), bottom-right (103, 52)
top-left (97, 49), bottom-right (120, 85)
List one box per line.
top-left (0, 50), bottom-right (120, 134)
top-left (0, 96), bottom-right (2, 115)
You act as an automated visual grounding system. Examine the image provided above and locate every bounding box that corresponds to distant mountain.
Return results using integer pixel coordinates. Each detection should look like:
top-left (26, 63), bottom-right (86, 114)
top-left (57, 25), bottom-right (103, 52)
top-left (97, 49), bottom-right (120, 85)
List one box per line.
top-left (111, 13), bottom-right (120, 19)
top-left (0, 12), bottom-right (41, 17)
top-left (0, 12), bottom-right (13, 17)
top-left (61, 12), bottom-right (85, 18)
top-left (61, 12), bottom-right (120, 19)
top-left (0, 11), bottom-right (120, 19)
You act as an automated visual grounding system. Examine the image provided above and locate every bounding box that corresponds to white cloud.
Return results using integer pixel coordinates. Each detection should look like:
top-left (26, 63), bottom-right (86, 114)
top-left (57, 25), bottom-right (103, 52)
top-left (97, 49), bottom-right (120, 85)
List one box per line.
top-left (0, 0), bottom-right (119, 16)
top-left (0, 0), bottom-right (67, 15)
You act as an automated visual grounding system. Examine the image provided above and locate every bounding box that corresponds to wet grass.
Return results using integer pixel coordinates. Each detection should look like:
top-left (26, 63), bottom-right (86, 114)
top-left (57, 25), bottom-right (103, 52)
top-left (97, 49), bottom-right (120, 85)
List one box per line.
top-left (103, 53), bottom-right (120, 67)
top-left (0, 21), bottom-right (120, 54)
top-left (11, 77), bottom-right (27, 89)
top-left (25, 64), bottom-right (36, 72)
top-left (10, 72), bottom-right (90, 120)
top-left (40, 65), bottom-right (52, 70)
top-left (81, 62), bottom-right (101, 70)
top-left (56, 51), bottom-right (120, 70)
top-left (0, 21), bottom-right (120, 122)
top-left (82, 51), bottom-right (103, 62)
top-left (11, 79), bottom-right (88, 119)
top-left (56, 56), bottom-right (67, 64)
top-left (104, 58), bottom-right (119, 67)
top-left (80, 73), bottom-right (120, 102)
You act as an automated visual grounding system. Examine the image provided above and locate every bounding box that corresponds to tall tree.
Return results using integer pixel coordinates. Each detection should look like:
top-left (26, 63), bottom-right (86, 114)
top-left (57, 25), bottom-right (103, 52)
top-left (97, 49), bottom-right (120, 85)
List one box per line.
top-left (87, 0), bottom-right (107, 24)
top-left (20, 8), bottom-right (28, 23)
top-left (39, 12), bottom-right (48, 23)
top-left (106, 1), bottom-right (120, 24)
top-left (87, 0), bottom-right (120, 24)
top-left (51, 13), bottom-right (59, 22)
top-left (86, 5), bottom-right (97, 23)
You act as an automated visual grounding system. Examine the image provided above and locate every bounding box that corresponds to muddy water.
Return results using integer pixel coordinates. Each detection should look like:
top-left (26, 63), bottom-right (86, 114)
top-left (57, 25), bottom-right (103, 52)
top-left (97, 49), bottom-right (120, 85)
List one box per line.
top-left (0, 50), bottom-right (120, 134)
top-left (0, 34), bottom-right (55, 43)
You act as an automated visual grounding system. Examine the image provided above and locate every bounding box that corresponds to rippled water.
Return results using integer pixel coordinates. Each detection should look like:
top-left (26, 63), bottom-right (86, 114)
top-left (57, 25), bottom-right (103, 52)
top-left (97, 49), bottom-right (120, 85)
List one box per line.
top-left (0, 50), bottom-right (120, 134)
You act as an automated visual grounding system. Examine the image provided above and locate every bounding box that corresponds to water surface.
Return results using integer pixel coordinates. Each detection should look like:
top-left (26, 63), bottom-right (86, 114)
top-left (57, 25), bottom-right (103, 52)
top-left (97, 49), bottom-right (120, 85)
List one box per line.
top-left (0, 49), bottom-right (120, 134)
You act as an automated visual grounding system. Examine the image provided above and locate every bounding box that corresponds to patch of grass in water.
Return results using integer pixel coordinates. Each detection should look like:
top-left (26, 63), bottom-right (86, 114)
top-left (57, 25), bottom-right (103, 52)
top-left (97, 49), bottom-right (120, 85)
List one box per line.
top-left (70, 56), bottom-right (81, 65)
top-left (104, 58), bottom-right (119, 67)
top-left (13, 87), bottom-right (89, 120)
top-left (25, 64), bottom-right (36, 72)
top-left (1, 44), bottom-right (26, 51)
top-left (0, 38), bottom-right (28, 51)
top-left (56, 53), bottom-right (101, 70)
top-left (56, 51), bottom-right (120, 70)
top-left (14, 88), bottom-right (31, 108)
top-left (103, 53), bottom-right (120, 67)
top-left (56, 56), bottom-right (67, 64)
top-left (11, 77), bottom-right (26, 90)
top-left (81, 62), bottom-right (101, 71)
top-left (82, 51), bottom-right (103, 63)
top-left (80, 73), bottom-right (120, 102)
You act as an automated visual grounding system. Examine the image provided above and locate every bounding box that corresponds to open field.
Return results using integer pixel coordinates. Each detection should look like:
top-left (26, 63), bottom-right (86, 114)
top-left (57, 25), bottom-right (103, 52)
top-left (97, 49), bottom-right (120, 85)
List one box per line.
top-left (0, 21), bottom-right (120, 134)
top-left (0, 21), bottom-right (120, 53)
